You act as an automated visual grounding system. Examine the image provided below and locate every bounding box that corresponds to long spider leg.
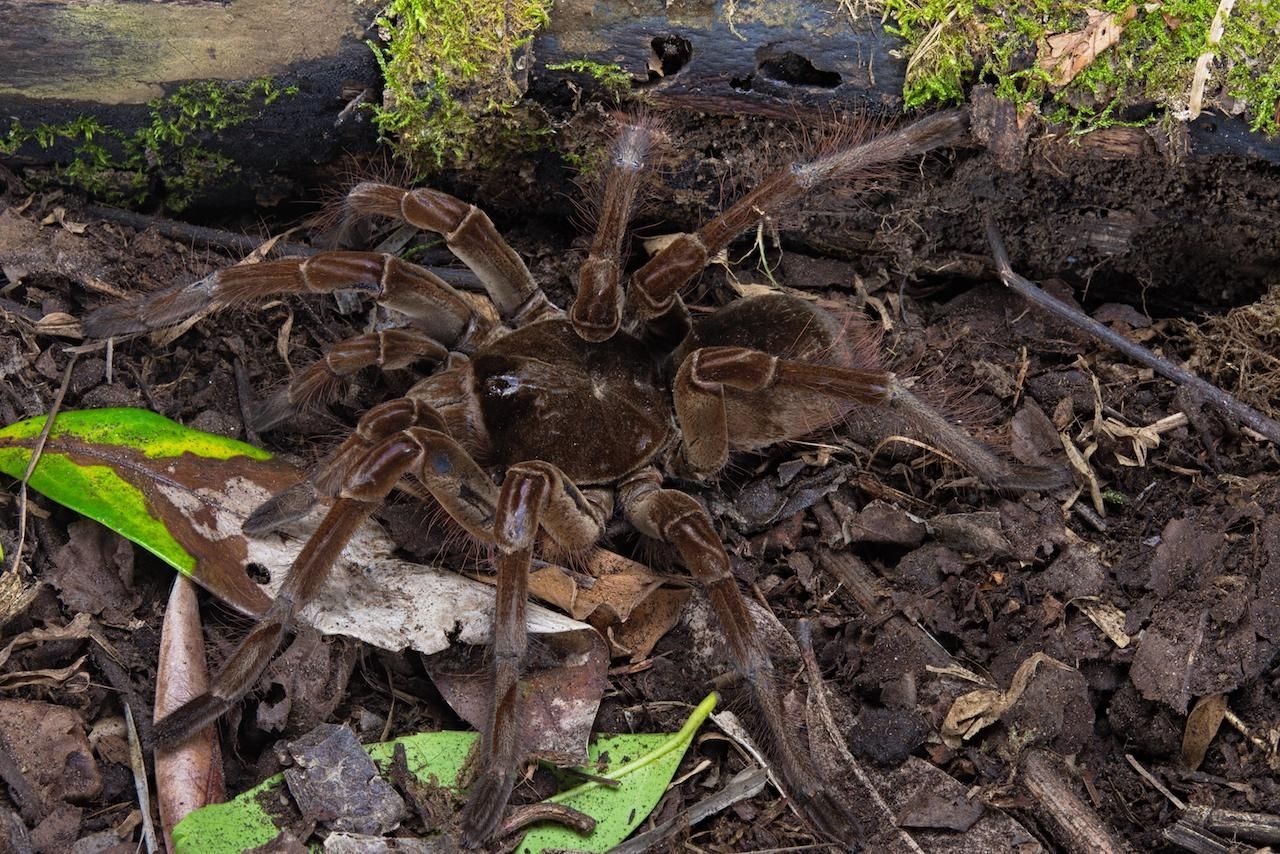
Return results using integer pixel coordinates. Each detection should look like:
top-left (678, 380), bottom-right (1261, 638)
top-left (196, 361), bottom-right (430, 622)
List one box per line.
top-left (252, 327), bottom-right (451, 432)
top-left (570, 120), bottom-right (657, 342)
top-left (675, 345), bottom-right (1068, 491)
top-left (619, 468), bottom-right (861, 844)
top-left (244, 396), bottom-right (448, 535)
top-left (84, 250), bottom-right (488, 341)
top-left (345, 183), bottom-right (558, 326)
top-left (625, 110), bottom-right (968, 333)
top-left (158, 420), bottom-right (501, 749)
top-left (461, 461), bottom-right (607, 848)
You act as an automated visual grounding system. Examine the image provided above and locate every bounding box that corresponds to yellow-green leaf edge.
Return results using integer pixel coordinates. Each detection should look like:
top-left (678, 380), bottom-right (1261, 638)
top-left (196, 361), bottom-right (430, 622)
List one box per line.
top-left (0, 408), bottom-right (271, 573)
top-left (173, 694), bottom-right (718, 853)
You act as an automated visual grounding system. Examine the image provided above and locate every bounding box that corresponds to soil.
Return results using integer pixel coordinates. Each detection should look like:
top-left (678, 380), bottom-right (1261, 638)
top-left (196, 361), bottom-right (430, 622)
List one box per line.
top-left (0, 94), bottom-right (1278, 854)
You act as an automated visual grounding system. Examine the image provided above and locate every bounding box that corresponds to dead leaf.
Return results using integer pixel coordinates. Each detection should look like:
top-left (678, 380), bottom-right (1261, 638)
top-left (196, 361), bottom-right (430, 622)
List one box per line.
top-left (283, 724), bottom-right (406, 835)
top-left (429, 627), bottom-right (609, 764)
top-left (1181, 694), bottom-right (1227, 770)
top-left (40, 206), bottom-right (88, 234)
top-left (1072, 598), bottom-right (1132, 648)
top-left (0, 700), bottom-right (102, 803)
top-left (941, 652), bottom-right (1076, 745)
top-left (155, 575), bottom-right (225, 853)
top-left (34, 312), bottom-right (84, 339)
top-left (1039, 7), bottom-right (1138, 87)
top-left (524, 549), bottom-right (691, 662)
top-left (49, 519), bottom-right (143, 624)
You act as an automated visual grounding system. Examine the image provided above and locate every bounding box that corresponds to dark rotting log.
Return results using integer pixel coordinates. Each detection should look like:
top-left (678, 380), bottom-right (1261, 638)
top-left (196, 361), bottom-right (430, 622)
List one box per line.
top-left (0, 0), bottom-right (380, 207)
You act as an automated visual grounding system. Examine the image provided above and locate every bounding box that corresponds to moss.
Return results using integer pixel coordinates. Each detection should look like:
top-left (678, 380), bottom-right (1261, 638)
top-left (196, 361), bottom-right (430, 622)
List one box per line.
top-left (0, 78), bottom-right (298, 210)
top-left (546, 59), bottom-right (634, 95)
top-left (366, 0), bottom-right (553, 169)
top-left (877, 0), bottom-right (1280, 135)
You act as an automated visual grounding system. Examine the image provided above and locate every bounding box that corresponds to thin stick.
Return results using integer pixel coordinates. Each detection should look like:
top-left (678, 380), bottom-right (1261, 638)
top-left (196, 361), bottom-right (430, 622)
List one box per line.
top-left (6, 352), bottom-right (78, 574)
top-left (124, 702), bottom-right (160, 853)
top-left (985, 219), bottom-right (1280, 444)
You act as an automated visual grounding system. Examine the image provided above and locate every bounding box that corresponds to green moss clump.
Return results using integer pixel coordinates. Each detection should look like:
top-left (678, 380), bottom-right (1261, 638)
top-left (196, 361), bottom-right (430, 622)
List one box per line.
top-left (879, 0), bottom-right (1280, 135)
top-left (366, 0), bottom-right (553, 169)
top-left (0, 78), bottom-right (298, 209)
top-left (546, 59), bottom-right (634, 94)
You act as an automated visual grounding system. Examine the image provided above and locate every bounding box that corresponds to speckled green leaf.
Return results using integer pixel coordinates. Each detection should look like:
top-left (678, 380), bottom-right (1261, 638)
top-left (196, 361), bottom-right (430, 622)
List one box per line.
top-left (172, 694), bottom-right (717, 853)
top-left (0, 408), bottom-right (299, 615)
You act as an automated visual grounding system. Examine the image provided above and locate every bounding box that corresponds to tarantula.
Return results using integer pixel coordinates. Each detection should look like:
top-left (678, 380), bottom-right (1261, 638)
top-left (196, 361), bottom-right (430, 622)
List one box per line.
top-left (85, 109), bottom-right (1064, 847)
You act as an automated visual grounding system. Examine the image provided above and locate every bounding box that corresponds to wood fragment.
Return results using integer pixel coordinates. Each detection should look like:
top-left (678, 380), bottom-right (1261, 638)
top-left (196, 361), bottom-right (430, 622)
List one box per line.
top-left (1183, 805), bottom-right (1280, 845)
top-left (986, 220), bottom-right (1280, 445)
top-left (1163, 819), bottom-right (1234, 854)
top-left (1020, 749), bottom-right (1127, 854)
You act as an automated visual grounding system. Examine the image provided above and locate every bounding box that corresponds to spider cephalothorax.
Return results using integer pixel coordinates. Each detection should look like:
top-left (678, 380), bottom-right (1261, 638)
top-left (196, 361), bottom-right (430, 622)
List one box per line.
top-left (85, 110), bottom-right (1065, 847)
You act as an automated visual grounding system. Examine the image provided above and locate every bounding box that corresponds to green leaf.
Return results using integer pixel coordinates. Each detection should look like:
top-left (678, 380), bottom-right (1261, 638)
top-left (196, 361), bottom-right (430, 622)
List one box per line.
top-left (172, 694), bottom-right (717, 852)
top-left (518, 691), bottom-right (718, 852)
top-left (0, 408), bottom-right (299, 615)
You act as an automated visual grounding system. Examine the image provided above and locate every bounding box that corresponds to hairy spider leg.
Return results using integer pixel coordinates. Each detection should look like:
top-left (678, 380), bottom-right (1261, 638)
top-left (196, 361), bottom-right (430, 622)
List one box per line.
top-left (345, 183), bottom-right (559, 326)
top-left (675, 342), bottom-right (1069, 492)
top-left (621, 110), bottom-right (969, 348)
top-left (569, 120), bottom-right (658, 342)
top-left (460, 460), bottom-right (608, 848)
top-left (243, 395), bottom-right (450, 535)
top-left (618, 468), bottom-right (862, 843)
top-left (251, 327), bottom-right (452, 432)
top-left (153, 417), bottom-right (501, 745)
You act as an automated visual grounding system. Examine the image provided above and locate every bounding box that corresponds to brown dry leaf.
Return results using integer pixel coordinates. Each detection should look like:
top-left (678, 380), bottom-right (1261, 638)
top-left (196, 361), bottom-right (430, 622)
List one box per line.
top-left (0, 612), bottom-right (94, 671)
top-left (1039, 7), bottom-right (1137, 87)
top-left (941, 652), bottom-right (1076, 745)
top-left (429, 627), bottom-right (609, 764)
top-left (155, 575), bottom-right (225, 853)
top-left (34, 312), bottom-right (83, 340)
top-left (0, 655), bottom-right (90, 690)
top-left (526, 548), bottom-right (691, 661)
top-left (1182, 693), bottom-right (1227, 770)
top-left (1072, 598), bottom-right (1132, 648)
top-left (40, 206), bottom-right (88, 234)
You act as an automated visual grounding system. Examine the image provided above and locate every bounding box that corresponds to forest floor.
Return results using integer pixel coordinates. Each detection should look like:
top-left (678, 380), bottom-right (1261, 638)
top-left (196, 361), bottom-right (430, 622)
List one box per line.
top-left (0, 97), bottom-right (1278, 853)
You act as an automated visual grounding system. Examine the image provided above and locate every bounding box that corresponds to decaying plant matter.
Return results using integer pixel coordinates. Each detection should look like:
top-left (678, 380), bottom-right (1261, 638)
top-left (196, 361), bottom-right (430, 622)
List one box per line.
top-left (83, 110), bottom-right (1067, 847)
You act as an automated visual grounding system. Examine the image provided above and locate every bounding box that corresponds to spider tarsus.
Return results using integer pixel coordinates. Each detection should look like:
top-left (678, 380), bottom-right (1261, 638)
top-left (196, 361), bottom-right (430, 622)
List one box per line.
top-left (152, 691), bottom-right (229, 747)
top-left (242, 480), bottom-right (321, 536)
top-left (82, 275), bottom-right (219, 338)
top-left (458, 769), bottom-right (516, 849)
top-left (247, 388), bottom-right (301, 433)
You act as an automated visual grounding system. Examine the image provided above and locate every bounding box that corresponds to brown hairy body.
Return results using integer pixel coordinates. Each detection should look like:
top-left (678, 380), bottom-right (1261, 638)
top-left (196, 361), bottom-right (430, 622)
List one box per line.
top-left (84, 109), bottom-right (1066, 848)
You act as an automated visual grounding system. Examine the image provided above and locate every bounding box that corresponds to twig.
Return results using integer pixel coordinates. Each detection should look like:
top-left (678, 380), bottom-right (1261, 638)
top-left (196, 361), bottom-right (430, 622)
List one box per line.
top-left (1183, 805), bottom-right (1280, 845)
top-left (985, 219), bottom-right (1280, 445)
top-left (6, 352), bottom-right (78, 575)
top-left (499, 801), bottom-right (596, 839)
top-left (1163, 819), bottom-right (1234, 854)
top-left (124, 702), bottom-right (159, 854)
top-left (1125, 752), bottom-right (1187, 811)
top-left (1021, 749), bottom-right (1127, 854)
top-left (86, 205), bottom-right (319, 258)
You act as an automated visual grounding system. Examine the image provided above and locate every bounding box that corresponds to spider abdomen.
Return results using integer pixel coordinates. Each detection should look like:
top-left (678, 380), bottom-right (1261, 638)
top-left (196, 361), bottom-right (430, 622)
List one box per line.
top-left (468, 318), bottom-right (673, 484)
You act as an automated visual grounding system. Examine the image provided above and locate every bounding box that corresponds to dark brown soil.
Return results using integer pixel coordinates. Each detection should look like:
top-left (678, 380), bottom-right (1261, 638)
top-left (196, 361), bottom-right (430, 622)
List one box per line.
top-left (1, 99), bottom-right (1278, 854)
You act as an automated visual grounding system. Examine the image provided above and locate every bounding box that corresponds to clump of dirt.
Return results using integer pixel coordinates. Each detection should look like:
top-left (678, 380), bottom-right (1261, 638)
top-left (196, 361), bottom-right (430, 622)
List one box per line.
top-left (0, 101), bottom-right (1278, 853)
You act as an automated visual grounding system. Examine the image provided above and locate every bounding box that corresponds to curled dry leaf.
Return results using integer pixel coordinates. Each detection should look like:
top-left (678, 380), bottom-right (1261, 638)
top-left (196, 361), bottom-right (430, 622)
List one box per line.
top-left (1181, 693), bottom-right (1228, 771)
top-left (526, 548), bottom-right (690, 661)
top-left (942, 652), bottom-right (1077, 746)
top-left (156, 575), bottom-right (226, 854)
